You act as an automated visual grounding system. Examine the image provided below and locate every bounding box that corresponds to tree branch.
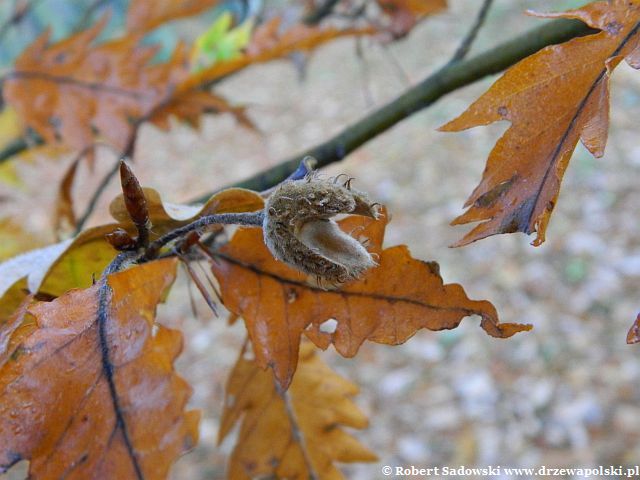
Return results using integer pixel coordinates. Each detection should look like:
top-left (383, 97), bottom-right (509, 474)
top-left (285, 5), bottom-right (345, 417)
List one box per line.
top-left (192, 18), bottom-right (595, 201)
top-left (0, 136), bottom-right (32, 163)
top-left (274, 380), bottom-right (319, 480)
top-left (141, 211), bottom-right (264, 262)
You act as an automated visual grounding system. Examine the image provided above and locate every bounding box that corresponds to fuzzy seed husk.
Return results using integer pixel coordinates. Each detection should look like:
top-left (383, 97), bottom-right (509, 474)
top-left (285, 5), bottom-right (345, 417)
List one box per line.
top-left (263, 175), bottom-right (379, 287)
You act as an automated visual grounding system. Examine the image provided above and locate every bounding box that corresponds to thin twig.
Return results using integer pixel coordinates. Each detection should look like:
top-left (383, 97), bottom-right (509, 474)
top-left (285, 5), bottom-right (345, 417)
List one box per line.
top-left (447, 0), bottom-right (494, 65)
top-left (141, 212), bottom-right (264, 262)
top-left (0, 0), bottom-right (40, 46)
top-left (72, 0), bottom-right (108, 33)
top-left (72, 91), bottom-right (175, 234)
top-left (355, 36), bottom-right (375, 107)
top-left (73, 156), bottom-right (122, 234)
top-left (274, 380), bottom-right (319, 480)
top-left (379, 42), bottom-right (411, 86)
top-left (190, 18), bottom-right (596, 200)
top-left (177, 252), bottom-right (219, 316)
top-left (0, 136), bottom-right (32, 164)
top-left (5, 71), bottom-right (153, 99)
top-left (304, 0), bottom-right (341, 25)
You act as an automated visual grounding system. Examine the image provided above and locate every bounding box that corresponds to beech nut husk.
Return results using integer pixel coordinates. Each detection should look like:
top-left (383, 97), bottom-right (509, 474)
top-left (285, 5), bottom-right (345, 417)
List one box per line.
top-left (263, 173), bottom-right (379, 287)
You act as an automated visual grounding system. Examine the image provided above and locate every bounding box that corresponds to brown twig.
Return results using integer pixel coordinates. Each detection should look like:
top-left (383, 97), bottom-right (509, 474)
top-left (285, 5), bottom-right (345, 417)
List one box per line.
top-left (177, 252), bottom-right (219, 316)
top-left (5, 71), bottom-right (153, 100)
top-left (73, 155), bottom-right (122, 234)
top-left (72, 91), bottom-right (177, 234)
top-left (140, 212), bottom-right (264, 262)
top-left (274, 380), bottom-right (319, 480)
top-left (447, 0), bottom-right (494, 65)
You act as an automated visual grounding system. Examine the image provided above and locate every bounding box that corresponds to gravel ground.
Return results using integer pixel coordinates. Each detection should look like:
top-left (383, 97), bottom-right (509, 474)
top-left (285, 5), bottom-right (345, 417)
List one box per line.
top-left (3, 1), bottom-right (640, 479)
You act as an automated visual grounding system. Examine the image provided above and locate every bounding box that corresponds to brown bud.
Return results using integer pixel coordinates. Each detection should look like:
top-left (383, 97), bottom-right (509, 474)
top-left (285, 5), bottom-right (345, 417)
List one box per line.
top-left (119, 160), bottom-right (150, 247)
top-left (105, 228), bottom-right (137, 251)
top-left (263, 173), bottom-right (379, 287)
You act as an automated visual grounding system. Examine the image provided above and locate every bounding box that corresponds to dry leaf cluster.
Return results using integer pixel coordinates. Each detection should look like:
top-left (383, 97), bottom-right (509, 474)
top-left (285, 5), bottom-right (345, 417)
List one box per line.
top-left (1, 0), bottom-right (639, 478)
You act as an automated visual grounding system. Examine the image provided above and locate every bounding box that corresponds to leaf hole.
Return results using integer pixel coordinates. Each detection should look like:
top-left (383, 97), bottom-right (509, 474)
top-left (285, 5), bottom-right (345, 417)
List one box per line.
top-left (319, 318), bottom-right (338, 334)
top-left (242, 348), bottom-right (254, 361)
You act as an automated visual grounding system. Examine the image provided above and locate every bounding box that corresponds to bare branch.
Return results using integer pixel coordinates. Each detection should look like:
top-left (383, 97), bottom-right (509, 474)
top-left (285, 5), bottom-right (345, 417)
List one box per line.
top-left (5, 71), bottom-right (153, 100)
top-left (141, 212), bottom-right (264, 262)
top-left (274, 380), bottom-right (319, 480)
top-left (73, 92), bottom-right (177, 234)
top-left (447, 0), bottom-right (494, 65)
top-left (73, 155), bottom-right (122, 234)
top-left (191, 18), bottom-right (595, 200)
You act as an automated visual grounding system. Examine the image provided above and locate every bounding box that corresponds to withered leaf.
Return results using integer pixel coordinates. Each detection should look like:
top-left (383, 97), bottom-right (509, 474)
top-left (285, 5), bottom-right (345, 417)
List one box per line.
top-left (126, 0), bottom-right (220, 33)
top-left (54, 152), bottom-right (84, 236)
top-left (0, 259), bottom-right (199, 479)
top-left (109, 186), bottom-right (264, 234)
top-left (4, 20), bottom-right (246, 154)
top-left (179, 17), bottom-right (374, 92)
top-left (0, 240), bottom-right (73, 300)
top-left (2, 187), bottom-right (264, 299)
top-left (377, 0), bottom-right (447, 37)
top-left (210, 210), bottom-right (530, 388)
top-left (627, 313), bottom-right (640, 344)
top-left (219, 341), bottom-right (376, 480)
top-left (440, 0), bottom-right (640, 246)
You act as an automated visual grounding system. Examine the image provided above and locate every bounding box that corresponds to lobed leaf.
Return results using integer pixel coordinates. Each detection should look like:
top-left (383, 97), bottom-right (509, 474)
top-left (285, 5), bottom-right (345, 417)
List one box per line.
top-left (0, 187), bottom-right (263, 301)
top-left (179, 17), bottom-right (375, 92)
top-left (126, 0), bottom-right (220, 33)
top-left (440, 0), bottom-right (640, 246)
top-left (210, 209), bottom-right (530, 388)
top-left (4, 20), bottom-right (247, 154)
top-left (0, 259), bottom-right (199, 479)
top-left (219, 341), bottom-right (376, 480)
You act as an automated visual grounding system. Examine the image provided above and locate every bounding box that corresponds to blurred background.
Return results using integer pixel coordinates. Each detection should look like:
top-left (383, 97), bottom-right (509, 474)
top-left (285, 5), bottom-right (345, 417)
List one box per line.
top-left (1, 0), bottom-right (640, 478)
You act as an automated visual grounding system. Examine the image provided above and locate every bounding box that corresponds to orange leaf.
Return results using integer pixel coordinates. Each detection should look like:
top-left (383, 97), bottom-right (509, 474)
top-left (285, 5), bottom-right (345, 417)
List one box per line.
top-left (126, 0), bottom-right (220, 33)
top-left (54, 154), bottom-right (83, 237)
top-left (210, 210), bottom-right (530, 388)
top-left (4, 22), bottom-right (246, 153)
top-left (151, 89), bottom-right (256, 131)
top-left (377, 0), bottom-right (446, 37)
top-left (219, 341), bottom-right (377, 479)
top-left (179, 18), bottom-right (374, 92)
top-left (0, 259), bottom-right (199, 479)
top-left (627, 313), bottom-right (640, 344)
top-left (440, 1), bottom-right (640, 247)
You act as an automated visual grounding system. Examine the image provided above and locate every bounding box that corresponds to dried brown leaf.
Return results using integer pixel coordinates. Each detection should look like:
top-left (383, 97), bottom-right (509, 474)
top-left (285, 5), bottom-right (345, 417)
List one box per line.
top-left (126, 0), bottom-right (220, 33)
top-left (440, 0), bottom-right (640, 246)
top-left (210, 209), bottom-right (530, 388)
top-left (0, 259), bottom-right (199, 479)
top-left (4, 22), bottom-right (246, 153)
top-left (179, 17), bottom-right (374, 92)
top-left (219, 342), bottom-right (376, 480)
